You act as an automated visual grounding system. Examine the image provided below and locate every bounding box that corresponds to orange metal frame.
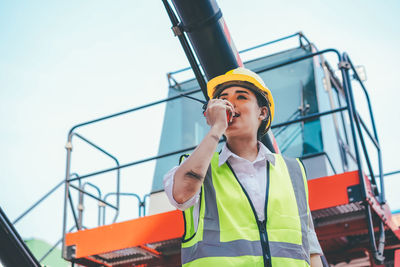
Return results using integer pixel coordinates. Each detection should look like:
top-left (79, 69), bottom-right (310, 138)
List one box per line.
top-left (65, 210), bottom-right (184, 259)
top-left (308, 170), bottom-right (360, 211)
top-left (308, 170), bottom-right (400, 240)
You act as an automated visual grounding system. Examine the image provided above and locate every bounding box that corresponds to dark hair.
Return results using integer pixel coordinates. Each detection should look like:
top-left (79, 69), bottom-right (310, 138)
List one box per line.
top-left (255, 94), bottom-right (271, 140)
top-left (214, 81), bottom-right (271, 140)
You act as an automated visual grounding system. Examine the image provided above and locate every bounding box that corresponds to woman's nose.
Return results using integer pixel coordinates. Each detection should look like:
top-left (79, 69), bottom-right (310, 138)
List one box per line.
top-left (230, 98), bottom-right (237, 108)
top-left (227, 96), bottom-right (236, 106)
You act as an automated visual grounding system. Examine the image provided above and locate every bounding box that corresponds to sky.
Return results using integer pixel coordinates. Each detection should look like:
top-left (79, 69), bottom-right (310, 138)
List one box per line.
top-left (0, 0), bottom-right (399, 252)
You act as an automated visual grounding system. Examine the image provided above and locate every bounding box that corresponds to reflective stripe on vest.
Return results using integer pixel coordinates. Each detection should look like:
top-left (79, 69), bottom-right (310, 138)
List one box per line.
top-left (181, 153), bottom-right (310, 266)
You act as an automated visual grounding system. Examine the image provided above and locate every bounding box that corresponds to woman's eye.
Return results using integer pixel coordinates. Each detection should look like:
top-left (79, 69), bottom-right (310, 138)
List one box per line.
top-left (237, 95), bottom-right (247, 99)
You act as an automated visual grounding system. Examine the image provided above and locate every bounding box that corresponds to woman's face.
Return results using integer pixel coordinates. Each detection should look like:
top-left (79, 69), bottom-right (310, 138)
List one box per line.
top-left (217, 86), bottom-right (267, 139)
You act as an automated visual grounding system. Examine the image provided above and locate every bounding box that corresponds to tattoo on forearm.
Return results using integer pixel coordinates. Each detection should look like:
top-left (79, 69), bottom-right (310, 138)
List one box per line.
top-left (185, 170), bottom-right (204, 180)
top-left (210, 134), bottom-right (220, 142)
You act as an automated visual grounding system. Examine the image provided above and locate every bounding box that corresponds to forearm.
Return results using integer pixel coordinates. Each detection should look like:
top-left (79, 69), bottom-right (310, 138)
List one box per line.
top-left (310, 254), bottom-right (323, 267)
top-left (173, 125), bottom-right (224, 203)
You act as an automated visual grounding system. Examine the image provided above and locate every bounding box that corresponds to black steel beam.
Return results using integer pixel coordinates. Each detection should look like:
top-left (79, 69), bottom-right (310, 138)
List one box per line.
top-left (0, 207), bottom-right (41, 267)
top-left (171, 0), bottom-right (240, 80)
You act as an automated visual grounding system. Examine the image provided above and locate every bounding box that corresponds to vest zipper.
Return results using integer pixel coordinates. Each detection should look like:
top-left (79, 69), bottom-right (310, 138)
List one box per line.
top-left (258, 220), bottom-right (270, 265)
top-left (226, 162), bottom-right (272, 267)
top-left (264, 162), bottom-right (272, 267)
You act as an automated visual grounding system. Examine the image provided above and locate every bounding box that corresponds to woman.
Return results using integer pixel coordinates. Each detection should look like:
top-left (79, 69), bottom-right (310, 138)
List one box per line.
top-left (164, 67), bottom-right (323, 266)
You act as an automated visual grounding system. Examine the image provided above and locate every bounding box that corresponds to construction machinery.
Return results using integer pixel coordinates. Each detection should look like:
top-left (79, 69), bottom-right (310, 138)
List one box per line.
top-left (4, 0), bottom-right (399, 266)
top-left (61, 0), bottom-right (400, 266)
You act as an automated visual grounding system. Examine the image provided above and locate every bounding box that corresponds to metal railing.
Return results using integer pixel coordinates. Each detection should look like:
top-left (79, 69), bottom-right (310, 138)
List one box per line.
top-left (59, 46), bottom-right (386, 262)
top-left (167, 32), bottom-right (310, 77)
top-left (340, 53), bottom-right (386, 263)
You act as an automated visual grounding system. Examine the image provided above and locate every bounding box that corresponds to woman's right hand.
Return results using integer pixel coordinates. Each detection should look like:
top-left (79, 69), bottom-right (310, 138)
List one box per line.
top-left (205, 99), bottom-right (234, 133)
top-left (173, 100), bottom-right (234, 204)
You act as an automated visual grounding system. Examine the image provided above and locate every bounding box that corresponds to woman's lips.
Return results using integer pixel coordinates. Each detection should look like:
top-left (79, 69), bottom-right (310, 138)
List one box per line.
top-left (228, 113), bottom-right (240, 126)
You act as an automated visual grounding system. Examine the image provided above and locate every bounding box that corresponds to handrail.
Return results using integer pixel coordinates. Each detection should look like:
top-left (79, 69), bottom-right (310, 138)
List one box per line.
top-left (382, 169), bottom-right (400, 177)
top-left (102, 193), bottom-right (150, 224)
top-left (357, 113), bottom-right (379, 149)
top-left (67, 188), bottom-right (79, 229)
top-left (239, 32), bottom-right (308, 54)
top-left (66, 88), bottom-right (202, 138)
top-left (72, 133), bottom-right (120, 226)
top-left (369, 169), bottom-right (400, 178)
top-left (13, 173), bottom-right (81, 225)
top-left (143, 193), bottom-right (150, 216)
top-left (254, 48), bottom-right (341, 74)
top-left (340, 52), bottom-right (385, 263)
top-left (69, 173), bottom-right (81, 230)
top-left (271, 107), bottom-right (347, 129)
top-left (344, 54), bottom-right (385, 204)
top-left (354, 114), bottom-right (378, 187)
top-left (68, 145), bottom-right (198, 182)
top-left (82, 182), bottom-right (102, 227)
top-left (69, 184), bottom-right (117, 210)
top-left (273, 108), bottom-right (303, 138)
top-left (168, 32), bottom-right (310, 76)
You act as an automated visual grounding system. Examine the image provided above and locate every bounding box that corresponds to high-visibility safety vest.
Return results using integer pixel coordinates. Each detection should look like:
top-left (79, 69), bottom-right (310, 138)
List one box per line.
top-left (181, 152), bottom-right (310, 267)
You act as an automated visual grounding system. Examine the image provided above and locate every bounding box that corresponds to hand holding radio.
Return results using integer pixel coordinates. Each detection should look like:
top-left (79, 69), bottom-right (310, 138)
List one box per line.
top-left (204, 99), bottom-right (235, 130)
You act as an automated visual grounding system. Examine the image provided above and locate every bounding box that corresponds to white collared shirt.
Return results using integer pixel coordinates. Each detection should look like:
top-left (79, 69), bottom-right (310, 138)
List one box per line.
top-left (217, 141), bottom-right (275, 221)
top-left (163, 141), bottom-right (323, 254)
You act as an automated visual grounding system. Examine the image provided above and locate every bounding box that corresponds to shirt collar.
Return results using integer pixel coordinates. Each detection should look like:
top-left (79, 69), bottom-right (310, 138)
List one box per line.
top-left (219, 141), bottom-right (275, 166)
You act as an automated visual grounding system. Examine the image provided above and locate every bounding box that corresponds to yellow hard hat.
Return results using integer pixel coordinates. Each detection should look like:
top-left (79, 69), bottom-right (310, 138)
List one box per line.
top-left (207, 67), bottom-right (275, 133)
